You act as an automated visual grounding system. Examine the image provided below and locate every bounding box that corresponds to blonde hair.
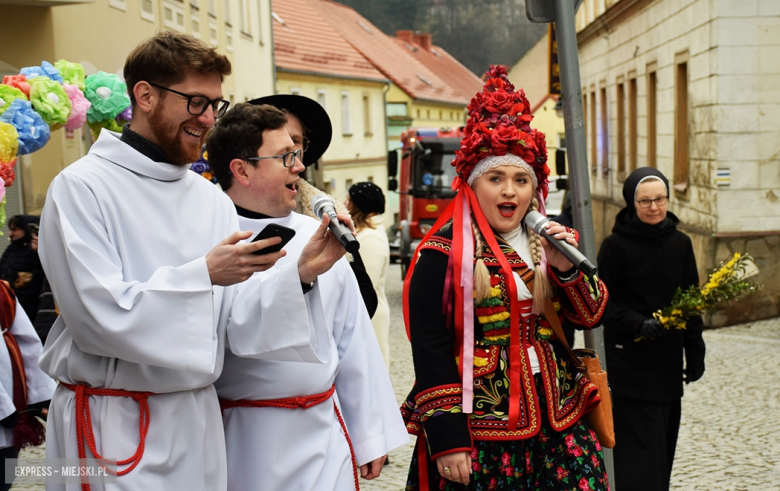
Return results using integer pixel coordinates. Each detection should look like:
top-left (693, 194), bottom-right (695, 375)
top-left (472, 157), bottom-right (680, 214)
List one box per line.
top-left (346, 201), bottom-right (376, 232)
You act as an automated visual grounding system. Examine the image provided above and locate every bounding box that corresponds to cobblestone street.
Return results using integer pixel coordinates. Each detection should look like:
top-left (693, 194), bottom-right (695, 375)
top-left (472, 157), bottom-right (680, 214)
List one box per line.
top-left (10, 264), bottom-right (780, 490)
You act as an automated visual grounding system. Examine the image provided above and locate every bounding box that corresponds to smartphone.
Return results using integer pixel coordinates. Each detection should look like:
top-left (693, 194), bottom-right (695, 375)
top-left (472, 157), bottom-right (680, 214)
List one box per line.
top-left (250, 224), bottom-right (296, 255)
top-left (28, 223), bottom-right (39, 236)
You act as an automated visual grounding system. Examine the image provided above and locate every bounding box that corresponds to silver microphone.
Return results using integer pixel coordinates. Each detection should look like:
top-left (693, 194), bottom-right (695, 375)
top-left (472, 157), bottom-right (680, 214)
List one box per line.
top-left (524, 211), bottom-right (597, 278)
top-left (310, 194), bottom-right (360, 254)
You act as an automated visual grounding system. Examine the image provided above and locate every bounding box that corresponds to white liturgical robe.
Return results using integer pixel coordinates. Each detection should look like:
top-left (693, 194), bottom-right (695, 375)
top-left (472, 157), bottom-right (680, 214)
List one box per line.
top-left (38, 130), bottom-right (328, 491)
top-left (215, 212), bottom-right (409, 491)
top-left (0, 299), bottom-right (56, 449)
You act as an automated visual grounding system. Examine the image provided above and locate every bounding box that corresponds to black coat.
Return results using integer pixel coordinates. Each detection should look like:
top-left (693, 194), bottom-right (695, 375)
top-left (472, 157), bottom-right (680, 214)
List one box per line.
top-left (597, 209), bottom-right (705, 402)
top-left (0, 215), bottom-right (43, 322)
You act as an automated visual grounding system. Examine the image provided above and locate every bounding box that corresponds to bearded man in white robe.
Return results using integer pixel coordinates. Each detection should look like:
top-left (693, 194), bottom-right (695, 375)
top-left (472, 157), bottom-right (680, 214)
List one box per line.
top-left (38, 32), bottom-right (346, 491)
top-left (208, 103), bottom-right (408, 491)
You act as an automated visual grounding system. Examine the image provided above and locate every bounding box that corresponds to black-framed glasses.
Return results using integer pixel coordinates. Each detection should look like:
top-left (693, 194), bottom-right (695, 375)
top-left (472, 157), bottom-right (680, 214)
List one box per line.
top-left (148, 82), bottom-right (230, 118)
top-left (245, 149), bottom-right (302, 168)
top-left (635, 196), bottom-right (668, 208)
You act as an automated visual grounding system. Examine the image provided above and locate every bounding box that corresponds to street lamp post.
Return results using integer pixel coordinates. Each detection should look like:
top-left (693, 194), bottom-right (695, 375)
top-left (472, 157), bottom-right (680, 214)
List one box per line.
top-left (527, 0), bottom-right (616, 487)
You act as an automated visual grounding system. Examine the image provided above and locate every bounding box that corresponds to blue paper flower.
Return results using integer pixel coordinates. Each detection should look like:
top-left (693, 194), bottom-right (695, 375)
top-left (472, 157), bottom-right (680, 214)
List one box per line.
top-left (0, 99), bottom-right (51, 155)
top-left (20, 62), bottom-right (64, 84)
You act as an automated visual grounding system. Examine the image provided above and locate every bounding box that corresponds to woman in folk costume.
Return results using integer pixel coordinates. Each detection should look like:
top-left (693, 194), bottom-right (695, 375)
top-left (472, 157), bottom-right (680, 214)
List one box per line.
top-left (401, 66), bottom-right (610, 490)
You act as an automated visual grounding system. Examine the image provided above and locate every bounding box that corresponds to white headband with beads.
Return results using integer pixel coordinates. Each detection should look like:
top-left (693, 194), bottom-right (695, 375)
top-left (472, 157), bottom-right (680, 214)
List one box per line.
top-left (466, 154), bottom-right (539, 190)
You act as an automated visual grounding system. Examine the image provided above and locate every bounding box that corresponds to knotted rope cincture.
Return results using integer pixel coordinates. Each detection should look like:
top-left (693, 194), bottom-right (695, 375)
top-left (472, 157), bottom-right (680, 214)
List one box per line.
top-left (61, 383), bottom-right (152, 491)
top-left (220, 384), bottom-right (360, 491)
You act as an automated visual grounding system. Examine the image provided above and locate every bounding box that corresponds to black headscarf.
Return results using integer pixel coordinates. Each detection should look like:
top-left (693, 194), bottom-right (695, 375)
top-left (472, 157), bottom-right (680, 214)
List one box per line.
top-left (622, 167), bottom-right (670, 213)
top-left (349, 182), bottom-right (385, 215)
top-left (615, 167), bottom-right (675, 237)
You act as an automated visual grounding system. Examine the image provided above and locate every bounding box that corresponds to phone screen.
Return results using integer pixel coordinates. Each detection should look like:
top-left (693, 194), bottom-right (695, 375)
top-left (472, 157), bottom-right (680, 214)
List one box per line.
top-left (251, 224), bottom-right (296, 255)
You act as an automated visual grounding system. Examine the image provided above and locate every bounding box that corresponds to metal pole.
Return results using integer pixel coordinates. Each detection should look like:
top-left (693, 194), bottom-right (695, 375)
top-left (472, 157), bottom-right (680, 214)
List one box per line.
top-left (552, 0), bottom-right (616, 485)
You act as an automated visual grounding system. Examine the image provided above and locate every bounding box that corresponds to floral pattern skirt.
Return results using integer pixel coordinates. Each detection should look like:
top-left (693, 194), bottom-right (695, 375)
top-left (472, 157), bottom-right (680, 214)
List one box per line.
top-left (406, 377), bottom-right (610, 491)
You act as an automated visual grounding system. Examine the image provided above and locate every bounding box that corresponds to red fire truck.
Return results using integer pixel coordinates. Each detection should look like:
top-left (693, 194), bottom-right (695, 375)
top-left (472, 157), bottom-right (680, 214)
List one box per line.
top-left (388, 127), bottom-right (465, 278)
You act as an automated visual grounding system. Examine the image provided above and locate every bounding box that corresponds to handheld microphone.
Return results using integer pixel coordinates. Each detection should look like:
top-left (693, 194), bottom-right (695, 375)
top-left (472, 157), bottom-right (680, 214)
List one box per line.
top-left (524, 211), bottom-right (598, 278)
top-left (310, 194), bottom-right (360, 254)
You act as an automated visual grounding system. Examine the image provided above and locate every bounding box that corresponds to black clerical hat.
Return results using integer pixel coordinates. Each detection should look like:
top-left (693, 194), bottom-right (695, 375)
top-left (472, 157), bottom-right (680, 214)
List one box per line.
top-left (247, 94), bottom-right (332, 167)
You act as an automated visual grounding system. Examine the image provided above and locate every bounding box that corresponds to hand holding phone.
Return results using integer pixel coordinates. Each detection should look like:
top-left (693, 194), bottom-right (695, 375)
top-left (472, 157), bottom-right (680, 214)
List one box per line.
top-left (251, 224), bottom-right (296, 255)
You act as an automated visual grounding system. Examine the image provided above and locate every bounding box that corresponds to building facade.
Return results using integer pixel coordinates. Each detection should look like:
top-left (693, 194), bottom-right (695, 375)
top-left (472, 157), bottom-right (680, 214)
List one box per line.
top-left (0, 0), bottom-right (274, 228)
top-left (577, 0), bottom-right (780, 325)
top-left (271, 0), bottom-right (390, 224)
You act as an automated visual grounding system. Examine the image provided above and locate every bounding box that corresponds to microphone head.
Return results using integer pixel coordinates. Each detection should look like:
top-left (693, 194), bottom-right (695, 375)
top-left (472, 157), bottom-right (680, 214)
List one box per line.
top-left (523, 210), bottom-right (548, 234)
top-left (310, 193), bottom-right (332, 220)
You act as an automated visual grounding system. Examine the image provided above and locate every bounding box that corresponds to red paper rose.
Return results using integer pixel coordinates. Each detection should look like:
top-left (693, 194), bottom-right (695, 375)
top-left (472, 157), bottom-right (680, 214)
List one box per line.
top-left (485, 91), bottom-right (515, 114)
top-left (2, 75), bottom-right (31, 98)
top-left (490, 123), bottom-right (521, 156)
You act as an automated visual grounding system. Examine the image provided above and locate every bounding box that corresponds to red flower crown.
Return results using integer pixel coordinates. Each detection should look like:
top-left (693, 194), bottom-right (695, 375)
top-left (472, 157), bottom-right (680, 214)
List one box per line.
top-left (452, 65), bottom-right (550, 198)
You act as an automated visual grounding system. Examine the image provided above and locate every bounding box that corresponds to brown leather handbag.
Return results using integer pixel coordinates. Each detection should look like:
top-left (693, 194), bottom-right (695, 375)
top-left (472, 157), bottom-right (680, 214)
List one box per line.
top-left (543, 299), bottom-right (616, 448)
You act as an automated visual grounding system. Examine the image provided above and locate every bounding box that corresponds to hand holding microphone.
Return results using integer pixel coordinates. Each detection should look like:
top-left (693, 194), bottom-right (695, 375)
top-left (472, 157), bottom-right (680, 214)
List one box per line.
top-left (524, 211), bottom-right (597, 278)
top-left (310, 194), bottom-right (360, 254)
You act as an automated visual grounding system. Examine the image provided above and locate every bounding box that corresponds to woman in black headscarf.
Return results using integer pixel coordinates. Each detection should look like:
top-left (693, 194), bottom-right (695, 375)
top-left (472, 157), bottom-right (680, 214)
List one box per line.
top-left (0, 215), bottom-right (44, 322)
top-left (597, 167), bottom-right (706, 491)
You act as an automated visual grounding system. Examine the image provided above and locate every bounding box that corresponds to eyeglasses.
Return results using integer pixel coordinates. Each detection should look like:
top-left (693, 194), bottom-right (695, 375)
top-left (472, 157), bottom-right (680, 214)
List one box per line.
top-left (245, 149), bottom-right (302, 168)
top-left (635, 196), bottom-right (668, 208)
top-left (295, 137), bottom-right (310, 153)
top-left (148, 82), bottom-right (230, 119)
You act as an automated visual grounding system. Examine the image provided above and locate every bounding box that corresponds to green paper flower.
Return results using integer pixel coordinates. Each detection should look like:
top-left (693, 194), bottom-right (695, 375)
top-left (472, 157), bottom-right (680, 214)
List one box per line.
top-left (54, 60), bottom-right (86, 91)
top-left (30, 78), bottom-right (72, 129)
top-left (0, 85), bottom-right (27, 117)
top-left (85, 72), bottom-right (130, 123)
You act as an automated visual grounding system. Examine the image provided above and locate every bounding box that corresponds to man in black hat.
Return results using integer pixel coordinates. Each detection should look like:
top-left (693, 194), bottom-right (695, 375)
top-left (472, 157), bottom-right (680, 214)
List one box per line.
top-left (208, 102), bottom-right (407, 490)
top-left (248, 94), bottom-right (379, 317)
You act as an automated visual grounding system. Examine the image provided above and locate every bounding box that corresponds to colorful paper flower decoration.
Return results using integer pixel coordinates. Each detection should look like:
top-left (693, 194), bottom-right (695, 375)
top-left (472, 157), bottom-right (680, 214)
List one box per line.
top-left (30, 78), bottom-right (72, 129)
top-left (0, 99), bottom-right (51, 155)
top-left (54, 60), bottom-right (86, 91)
top-left (63, 84), bottom-right (91, 131)
top-left (118, 105), bottom-right (132, 124)
top-left (2, 75), bottom-right (31, 98)
top-left (0, 122), bottom-right (19, 166)
top-left (20, 61), bottom-right (64, 84)
top-left (0, 160), bottom-right (16, 188)
top-left (85, 72), bottom-right (130, 124)
top-left (0, 85), bottom-right (27, 117)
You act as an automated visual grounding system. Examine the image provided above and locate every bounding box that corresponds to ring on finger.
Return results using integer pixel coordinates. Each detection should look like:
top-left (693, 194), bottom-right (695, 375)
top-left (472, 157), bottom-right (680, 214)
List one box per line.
top-left (443, 466), bottom-right (451, 473)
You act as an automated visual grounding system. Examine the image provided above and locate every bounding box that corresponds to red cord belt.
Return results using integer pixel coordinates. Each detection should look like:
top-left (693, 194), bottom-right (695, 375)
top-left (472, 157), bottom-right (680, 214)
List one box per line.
top-left (219, 384), bottom-right (360, 491)
top-left (60, 382), bottom-right (152, 491)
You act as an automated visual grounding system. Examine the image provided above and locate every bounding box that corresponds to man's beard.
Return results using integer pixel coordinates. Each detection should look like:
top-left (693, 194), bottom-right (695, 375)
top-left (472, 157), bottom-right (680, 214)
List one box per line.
top-left (148, 107), bottom-right (207, 165)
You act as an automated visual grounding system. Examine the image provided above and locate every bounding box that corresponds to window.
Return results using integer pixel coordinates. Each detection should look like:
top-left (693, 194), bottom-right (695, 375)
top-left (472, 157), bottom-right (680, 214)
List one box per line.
top-left (363, 94), bottom-right (372, 136)
top-left (599, 86), bottom-right (608, 178)
top-left (224, 0), bottom-right (231, 24)
top-left (290, 87), bottom-right (301, 95)
top-left (257, 0), bottom-right (264, 44)
top-left (208, 0), bottom-right (216, 16)
top-left (616, 79), bottom-right (626, 179)
top-left (141, 0), bottom-right (155, 21)
top-left (240, 0), bottom-right (251, 34)
top-left (628, 75), bottom-right (638, 172)
top-left (191, 6), bottom-right (200, 37)
top-left (590, 89), bottom-right (597, 175)
top-left (341, 92), bottom-right (352, 136)
top-left (439, 110), bottom-right (442, 120)
top-left (209, 19), bottom-right (218, 46)
top-left (416, 109), bottom-right (420, 119)
top-left (647, 65), bottom-right (657, 168)
top-left (345, 179), bottom-right (353, 189)
top-left (109, 0), bottom-right (127, 12)
top-left (674, 55), bottom-right (689, 195)
top-left (163, 1), bottom-right (186, 31)
top-left (317, 90), bottom-right (327, 109)
top-left (367, 176), bottom-right (374, 182)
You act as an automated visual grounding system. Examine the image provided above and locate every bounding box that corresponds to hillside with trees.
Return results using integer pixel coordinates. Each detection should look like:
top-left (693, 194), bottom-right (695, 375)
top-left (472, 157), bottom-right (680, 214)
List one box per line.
top-left (335, 0), bottom-right (546, 77)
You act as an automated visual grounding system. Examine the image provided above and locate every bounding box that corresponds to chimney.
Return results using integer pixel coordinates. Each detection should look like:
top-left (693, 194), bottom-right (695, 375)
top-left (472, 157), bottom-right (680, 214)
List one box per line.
top-left (396, 30), bottom-right (414, 44)
top-left (413, 33), bottom-right (432, 51)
